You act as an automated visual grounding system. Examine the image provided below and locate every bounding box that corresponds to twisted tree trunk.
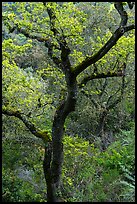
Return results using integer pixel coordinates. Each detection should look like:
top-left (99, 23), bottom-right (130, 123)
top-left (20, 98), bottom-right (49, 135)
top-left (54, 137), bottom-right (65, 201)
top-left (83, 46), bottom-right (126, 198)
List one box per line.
top-left (2, 2), bottom-right (134, 202)
top-left (43, 76), bottom-right (77, 202)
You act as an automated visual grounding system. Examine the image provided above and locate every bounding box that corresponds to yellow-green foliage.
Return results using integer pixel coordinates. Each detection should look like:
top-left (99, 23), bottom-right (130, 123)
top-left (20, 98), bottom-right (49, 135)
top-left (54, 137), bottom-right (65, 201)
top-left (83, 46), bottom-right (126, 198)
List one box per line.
top-left (61, 131), bottom-right (135, 202)
top-left (2, 39), bottom-right (53, 129)
top-left (2, 130), bottom-right (134, 202)
top-left (62, 135), bottom-right (97, 195)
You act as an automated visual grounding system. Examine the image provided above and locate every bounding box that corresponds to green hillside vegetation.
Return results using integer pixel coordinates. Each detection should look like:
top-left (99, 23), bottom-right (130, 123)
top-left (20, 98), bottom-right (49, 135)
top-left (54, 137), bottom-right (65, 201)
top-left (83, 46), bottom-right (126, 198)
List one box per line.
top-left (2, 2), bottom-right (135, 202)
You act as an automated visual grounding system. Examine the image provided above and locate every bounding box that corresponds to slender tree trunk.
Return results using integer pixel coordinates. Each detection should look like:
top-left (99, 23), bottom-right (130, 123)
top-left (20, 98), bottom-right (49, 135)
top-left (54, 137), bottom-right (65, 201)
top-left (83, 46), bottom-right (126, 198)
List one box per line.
top-left (43, 75), bottom-right (77, 202)
top-left (97, 108), bottom-right (108, 150)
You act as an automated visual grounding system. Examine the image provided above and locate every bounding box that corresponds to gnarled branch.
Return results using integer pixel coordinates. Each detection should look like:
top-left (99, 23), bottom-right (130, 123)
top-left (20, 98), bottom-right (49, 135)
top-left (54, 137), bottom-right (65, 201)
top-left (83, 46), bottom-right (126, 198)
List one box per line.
top-left (43, 2), bottom-right (71, 74)
top-left (73, 24), bottom-right (134, 77)
top-left (114, 2), bottom-right (128, 26)
top-left (2, 107), bottom-right (50, 143)
top-left (78, 70), bottom-right (125, 88)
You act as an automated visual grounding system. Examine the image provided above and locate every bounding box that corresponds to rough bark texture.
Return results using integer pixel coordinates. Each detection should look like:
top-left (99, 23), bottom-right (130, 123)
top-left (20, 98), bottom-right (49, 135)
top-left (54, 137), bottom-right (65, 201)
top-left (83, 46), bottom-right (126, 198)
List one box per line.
top-left (43, 142), bottom-right (57, 202)
top-left (42, 80), bottom-right (77, 201)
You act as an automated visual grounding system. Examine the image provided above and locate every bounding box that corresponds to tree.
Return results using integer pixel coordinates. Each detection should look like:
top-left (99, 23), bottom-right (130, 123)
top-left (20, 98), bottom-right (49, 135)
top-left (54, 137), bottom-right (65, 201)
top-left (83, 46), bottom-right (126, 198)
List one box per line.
top-left (2, 2), bottom-right (135, 202)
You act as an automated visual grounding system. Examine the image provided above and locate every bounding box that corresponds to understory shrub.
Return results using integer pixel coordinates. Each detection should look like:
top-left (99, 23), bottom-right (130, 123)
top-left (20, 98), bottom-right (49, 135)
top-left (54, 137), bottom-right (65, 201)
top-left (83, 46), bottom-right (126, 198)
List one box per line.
top-left (2, 127), bottom-right (135, 202)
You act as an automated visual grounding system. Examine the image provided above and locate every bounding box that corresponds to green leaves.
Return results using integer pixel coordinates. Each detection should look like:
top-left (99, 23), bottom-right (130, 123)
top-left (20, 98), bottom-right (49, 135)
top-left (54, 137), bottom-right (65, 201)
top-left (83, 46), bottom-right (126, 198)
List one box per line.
top-left (61, 126), bottom-right (135, 202)
top-left (2, 39), bottom-right (52, 121)
top-left (2, 2), bottom-right (135, 202)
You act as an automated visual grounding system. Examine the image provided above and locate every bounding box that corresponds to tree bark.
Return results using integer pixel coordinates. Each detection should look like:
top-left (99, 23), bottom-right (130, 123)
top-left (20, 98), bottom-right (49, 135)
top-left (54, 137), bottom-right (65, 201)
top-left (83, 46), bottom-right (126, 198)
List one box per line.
top-left (43, 142), bottom-right (57, 202)
top-left (43, 75), bottom-right (77, 202)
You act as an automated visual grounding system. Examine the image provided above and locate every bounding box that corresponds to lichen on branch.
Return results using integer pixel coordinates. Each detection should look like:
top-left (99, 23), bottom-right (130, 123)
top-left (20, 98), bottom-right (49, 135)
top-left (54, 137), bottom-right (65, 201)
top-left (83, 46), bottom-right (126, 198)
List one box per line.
top-left (2, 107), bottom-right (51, 143)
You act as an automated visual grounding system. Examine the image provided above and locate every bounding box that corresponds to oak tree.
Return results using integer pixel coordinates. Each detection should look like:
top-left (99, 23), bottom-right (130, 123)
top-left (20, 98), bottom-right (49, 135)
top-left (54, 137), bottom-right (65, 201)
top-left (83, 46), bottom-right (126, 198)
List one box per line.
top-left (2, 2), bottom-right (135, 202)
